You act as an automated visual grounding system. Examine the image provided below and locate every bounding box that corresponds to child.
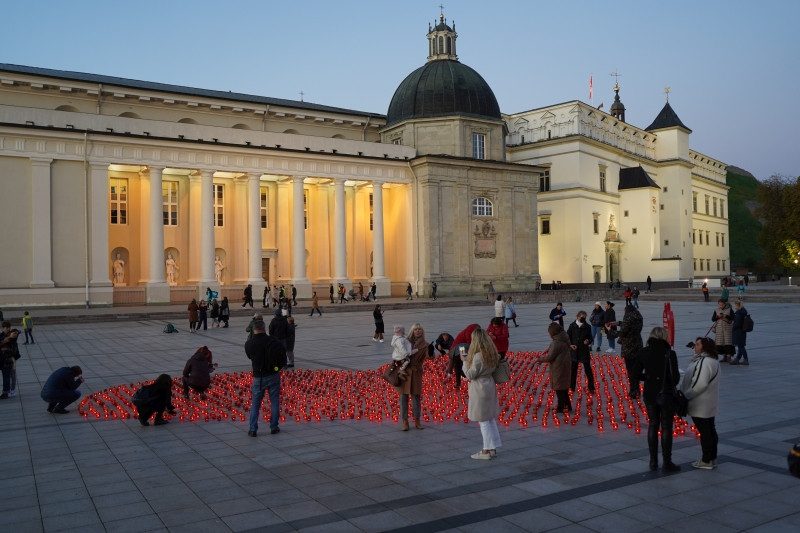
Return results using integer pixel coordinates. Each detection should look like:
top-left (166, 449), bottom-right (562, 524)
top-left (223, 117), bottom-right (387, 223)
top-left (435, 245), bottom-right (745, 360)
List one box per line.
top-left (390, 326), bottom-right (416, 379)
top-left (22, 311), bottom-right (34, 345)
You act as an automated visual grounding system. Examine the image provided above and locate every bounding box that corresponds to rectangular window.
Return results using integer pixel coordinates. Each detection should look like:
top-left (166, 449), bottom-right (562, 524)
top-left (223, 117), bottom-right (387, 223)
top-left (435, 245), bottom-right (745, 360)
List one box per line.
top-left (699, 259), bottom-right (703, 271)
top-left (692, 230), bottom-right (696, 244)
top-left (303, 190), bottom-right (308, 230)
top-left (706, 259), bottom-right (711, 271)
top-left (369, 193), bottom-right (374, 231)
top-left (704, 195), bottom-right (710, 214)
top-left (713, 197), bottom-right (718, 217)
top-left (539, 170), bottom-right (551, 192)
top-left (706, 231), bottom-right (710, 246)
top-left (540, 218), bottom-right (550, 235)
top-left (213, 184), bottom-right (224, 227)
top-left (693, 259), bottom-right (697, 271)
top-left (593, 217), bottom-right (599, 235)
top-left (720, 200), bottom-right (725, 218)
top-left (624, 210), bottom-right (629, 217)
top-left (722, 259), bottom-right (726, 271)
top-left (717, 259), bottom-right (720, 271)
top-left (599, 168), bottom-right (606, 192)
top-left (664, 240), bottom-right (669, 246)
top-left (716, 232), bottom-right (720, 246)
top-left (660, 204), bottom-right (664, 210)
top-left (664, 186), bottom-right (669, 193)
top-left (392, 138), bottom-right (401, 145)
top-left (692, 192), bottom-right (698, 212)
top-left (109, 178), bottom-right (128, 225)
top-left (721, 233), bottom-right (725, 247)
top-left (472, 132), bottom-right (486, 160)
top-left (260, 186), bottom-right (268, 229)
top-left (162, 181), bottom-right (178, 226)
top-left (632, 228), bottom-right (638, 234)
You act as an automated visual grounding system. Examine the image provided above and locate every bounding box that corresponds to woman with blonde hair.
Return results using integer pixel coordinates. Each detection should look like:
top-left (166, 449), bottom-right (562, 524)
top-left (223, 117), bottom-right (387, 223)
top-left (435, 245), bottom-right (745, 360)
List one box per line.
top-left (396, 323), bottom-right (429, 430)
top-left (461, 327), bottom-right (501, 459)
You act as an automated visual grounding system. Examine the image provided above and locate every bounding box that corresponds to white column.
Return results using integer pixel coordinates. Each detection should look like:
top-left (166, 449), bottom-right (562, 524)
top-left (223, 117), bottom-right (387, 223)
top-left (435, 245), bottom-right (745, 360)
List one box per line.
top-left (371, 181), bottom-right (390, 296)
top-left (247, 173), bottom-right (264, 282)
top-left (291, 176), bottom-right (311, 297)
top-left (30, 158), bottom-right (54, 288)
top-left (88, 162), bottom-right (111, 287)
top-left (333, 179), bottom-right (347, 282)
top-left (145, 166), bottom-right (169, 303)
top-left (198, 169), bottom-right (216, 285)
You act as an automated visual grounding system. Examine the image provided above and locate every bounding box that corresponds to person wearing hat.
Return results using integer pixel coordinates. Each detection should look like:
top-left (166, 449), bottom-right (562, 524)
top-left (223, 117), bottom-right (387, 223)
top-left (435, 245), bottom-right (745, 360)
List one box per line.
top-left (589, 302), bottom-right (605, 352)
top-left (603, 301), bottom-right (617, 354)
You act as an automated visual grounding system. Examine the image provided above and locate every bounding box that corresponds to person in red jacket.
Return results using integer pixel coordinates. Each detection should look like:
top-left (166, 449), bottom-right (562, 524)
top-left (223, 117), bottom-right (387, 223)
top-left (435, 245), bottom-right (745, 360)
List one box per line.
top-left (447, 324), bottom-right (480, 389)
top-left (486, 317), bottom-right (510, 358)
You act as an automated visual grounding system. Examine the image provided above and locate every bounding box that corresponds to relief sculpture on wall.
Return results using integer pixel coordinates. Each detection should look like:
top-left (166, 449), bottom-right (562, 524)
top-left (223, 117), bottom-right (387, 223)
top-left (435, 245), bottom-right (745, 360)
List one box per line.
top-left (473, 220), bottom-right (497, 258)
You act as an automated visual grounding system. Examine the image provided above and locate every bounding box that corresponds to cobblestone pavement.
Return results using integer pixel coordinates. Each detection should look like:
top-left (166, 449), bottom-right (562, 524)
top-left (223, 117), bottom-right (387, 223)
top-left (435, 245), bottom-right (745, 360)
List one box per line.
top-left (1, 300), bottom-right (798, 532)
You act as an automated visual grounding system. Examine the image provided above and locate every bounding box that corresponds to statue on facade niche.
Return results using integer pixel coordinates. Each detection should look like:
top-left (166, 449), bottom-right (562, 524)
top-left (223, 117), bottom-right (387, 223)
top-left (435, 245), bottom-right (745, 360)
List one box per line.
top-left (214, 256), bottom-right (225, 285)
top-left (608, 213), bottom-right (617, 231)
top-left (112, 253), bottom-right (126, 286)
top-left (165, 253), bottom-right (179, 286)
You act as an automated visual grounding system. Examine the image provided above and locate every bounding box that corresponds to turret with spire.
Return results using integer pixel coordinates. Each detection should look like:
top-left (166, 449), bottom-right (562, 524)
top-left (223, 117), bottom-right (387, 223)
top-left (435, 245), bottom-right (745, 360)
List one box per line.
top-left (610, 81), bottom-right (626, 122)
top-left (427, 8), bottom-right (458, 62)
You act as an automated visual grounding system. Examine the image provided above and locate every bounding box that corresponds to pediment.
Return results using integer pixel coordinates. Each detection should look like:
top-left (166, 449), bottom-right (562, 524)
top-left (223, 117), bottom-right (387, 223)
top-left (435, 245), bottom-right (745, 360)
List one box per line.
top-left (540, 111), bottom-right (556, 120)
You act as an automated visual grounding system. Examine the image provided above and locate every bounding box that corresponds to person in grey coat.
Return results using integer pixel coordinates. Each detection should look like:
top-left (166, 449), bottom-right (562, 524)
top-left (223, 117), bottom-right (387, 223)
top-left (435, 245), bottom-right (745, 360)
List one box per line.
top-left (461, 327), bottom-right (501, 460)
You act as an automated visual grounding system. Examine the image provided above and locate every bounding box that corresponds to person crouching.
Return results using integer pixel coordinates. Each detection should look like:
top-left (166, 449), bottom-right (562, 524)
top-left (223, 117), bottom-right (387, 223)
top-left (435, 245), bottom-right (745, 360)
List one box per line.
top-left (182, 346), bottom-right (217, 399)
top-left (133, 374), bottom-right (176, 426)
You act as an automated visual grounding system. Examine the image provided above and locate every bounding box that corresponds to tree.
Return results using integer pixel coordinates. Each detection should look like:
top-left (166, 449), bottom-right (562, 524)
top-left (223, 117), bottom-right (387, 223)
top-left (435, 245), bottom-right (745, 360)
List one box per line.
top-left (756, 175), bottom-right (800, 272)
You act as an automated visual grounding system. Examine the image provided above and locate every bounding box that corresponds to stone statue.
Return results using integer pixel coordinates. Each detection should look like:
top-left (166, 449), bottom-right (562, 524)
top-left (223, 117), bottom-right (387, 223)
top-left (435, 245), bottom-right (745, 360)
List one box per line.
top-left (608, 213), bottom-right (617, 231)
top-left (112, 253), bottom-right (125, 286)
top-left (214, 256), bottom-right (225, 285)
top-left (165, 253), bottom-right (178, 286)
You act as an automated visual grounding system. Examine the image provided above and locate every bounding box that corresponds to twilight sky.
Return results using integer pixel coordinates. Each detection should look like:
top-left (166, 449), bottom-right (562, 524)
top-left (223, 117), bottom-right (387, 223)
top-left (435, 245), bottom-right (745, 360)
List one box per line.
top-left (2, 0), bottom-right (798, 179)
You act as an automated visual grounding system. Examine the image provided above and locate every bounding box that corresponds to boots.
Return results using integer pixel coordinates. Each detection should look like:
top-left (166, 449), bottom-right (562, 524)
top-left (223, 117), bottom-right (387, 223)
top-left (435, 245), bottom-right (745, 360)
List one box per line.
top-left (401, 419), bottom-right (409, 431)
top-left (649, 451), bottom-right (658, 471)
top-left (647, 424), bottom-right (659, 471)
top-left (414, 418), bottom-right (424, 430)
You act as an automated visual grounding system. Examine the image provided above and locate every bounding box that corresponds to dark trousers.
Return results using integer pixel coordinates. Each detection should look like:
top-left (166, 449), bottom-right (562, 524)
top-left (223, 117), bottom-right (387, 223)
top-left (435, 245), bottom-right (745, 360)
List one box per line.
top-left (624, 357), bottom-right (641, 397)
top-left (446, 356), bottom-right (466, 389)
top-left (505, 317), bottom-right (518, 327)
top-left (198, 315), bottom-right (207, 330)
top-left (570, 355), bottom-right (595, 392)
top-left (645, 401), bottom-right (674, 462)
top-left (555, 389), bottom-right (572, 412)
top-left (138, 396), bottom-right (170, 422)
top-left (24, 329), bottom-right (34, 343)
top-left (242, 297), bottom-right (253, 307)
top-left (309, 307), bottom-right (322, 316)
top-left (692, 416), bottom-right (718, 463)
top-left (182, 381), bottom-right (209, 397)
top-left (329, 293), bottom-right (335, 303)
top-left (734, 341), bottom-right (748, 362)
top-left (42, 389), bottom-right (80, 410)
top-left (1, 365), bottom-right (11, 393)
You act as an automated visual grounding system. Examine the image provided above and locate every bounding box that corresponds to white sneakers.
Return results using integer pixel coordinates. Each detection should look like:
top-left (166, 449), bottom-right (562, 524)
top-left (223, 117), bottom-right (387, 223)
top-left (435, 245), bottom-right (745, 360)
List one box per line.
top-left (471, 451), bottom-right (493, 460)
top-left (692, 460), bottom-right (715, 470)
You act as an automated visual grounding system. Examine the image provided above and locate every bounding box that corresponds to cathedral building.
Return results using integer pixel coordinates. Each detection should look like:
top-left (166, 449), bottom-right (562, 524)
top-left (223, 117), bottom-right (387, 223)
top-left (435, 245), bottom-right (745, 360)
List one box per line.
top-left (0, 15), bottom-right (541, 307)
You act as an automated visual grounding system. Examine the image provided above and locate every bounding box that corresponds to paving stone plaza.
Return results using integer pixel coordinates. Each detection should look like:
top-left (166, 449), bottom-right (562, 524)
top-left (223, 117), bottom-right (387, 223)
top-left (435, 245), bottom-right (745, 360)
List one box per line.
top-left (1, 298), bottom-right (798, 532)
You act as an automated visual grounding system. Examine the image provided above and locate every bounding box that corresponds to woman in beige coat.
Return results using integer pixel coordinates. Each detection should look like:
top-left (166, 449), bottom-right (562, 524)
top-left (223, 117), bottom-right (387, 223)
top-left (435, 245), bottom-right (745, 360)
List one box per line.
top-left (711, 299), bottom-right (734, 362)
top-left (396, 323), bottom-right (428, 430)
top-left (536, 323), bottom-right (573, 413)
top-left (462, 327), bottom-right (501, 460)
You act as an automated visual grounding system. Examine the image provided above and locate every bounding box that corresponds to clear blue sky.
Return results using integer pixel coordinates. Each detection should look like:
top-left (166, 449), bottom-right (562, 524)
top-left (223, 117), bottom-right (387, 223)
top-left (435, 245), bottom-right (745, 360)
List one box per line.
top-left (2, 0), bottom-right (798, 179)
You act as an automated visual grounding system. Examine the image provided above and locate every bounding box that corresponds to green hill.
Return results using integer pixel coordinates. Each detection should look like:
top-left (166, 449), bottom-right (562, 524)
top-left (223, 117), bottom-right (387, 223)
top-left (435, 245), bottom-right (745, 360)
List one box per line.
top-left (726, 166), bottom-right (763, 270)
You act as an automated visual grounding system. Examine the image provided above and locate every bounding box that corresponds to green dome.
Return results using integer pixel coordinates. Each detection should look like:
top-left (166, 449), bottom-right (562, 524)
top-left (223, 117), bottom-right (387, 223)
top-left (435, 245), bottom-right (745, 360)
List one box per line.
top-left (386, 59), bottom-right (501, 126)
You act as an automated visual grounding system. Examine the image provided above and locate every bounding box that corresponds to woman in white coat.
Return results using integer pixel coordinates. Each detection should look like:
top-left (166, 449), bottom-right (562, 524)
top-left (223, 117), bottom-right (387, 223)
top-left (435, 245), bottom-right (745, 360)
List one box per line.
top-left (462, 327), bottom-right (501, 460)
top-left (680, 337), bottom-right (721, 470)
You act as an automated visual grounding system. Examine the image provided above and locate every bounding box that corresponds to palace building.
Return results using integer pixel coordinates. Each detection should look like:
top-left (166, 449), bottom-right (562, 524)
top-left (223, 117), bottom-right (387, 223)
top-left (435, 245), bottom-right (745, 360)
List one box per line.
top-left (0, 15), bottom-right (542, 307)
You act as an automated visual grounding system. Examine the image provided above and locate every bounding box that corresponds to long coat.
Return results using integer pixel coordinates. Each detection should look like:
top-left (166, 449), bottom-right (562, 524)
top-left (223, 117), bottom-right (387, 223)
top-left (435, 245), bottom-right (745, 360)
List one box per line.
top-left (463, 352), bottom-right (499, 422)
top-left (187, 302), bottom-right (199, 322)
top-left (397, 334), bottom-right (428, 396)
top-left (732, 306), bottom-right (748, 346)
top-left (712, 305), bottom-right (734, 347)
top-left (637, 338), bottom-right (679, 404)
top-left (540, 331), bottom-right (572, 391)
top-left (182, 349), bottom-right (213, 389)
top-left (618, 308), bottom-right (643, 359)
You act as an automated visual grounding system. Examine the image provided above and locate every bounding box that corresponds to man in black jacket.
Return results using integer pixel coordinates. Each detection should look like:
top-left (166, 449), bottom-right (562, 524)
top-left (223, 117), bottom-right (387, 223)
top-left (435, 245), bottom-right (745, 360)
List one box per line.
top-left (567, 311), bottom-right (595, 393)
top-left (246, 320), bottom-right (286, 437)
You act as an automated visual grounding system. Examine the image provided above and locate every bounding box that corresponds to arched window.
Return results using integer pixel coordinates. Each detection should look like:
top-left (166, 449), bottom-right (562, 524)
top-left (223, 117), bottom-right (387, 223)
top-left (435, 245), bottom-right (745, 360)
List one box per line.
top-left (446, 36), bottom-right (451, 54)
top-left (55, 105), bottom-right (79, 112)
top-left (118, 112), bottom-right (140, 119)
top-left (471, 197), bottom-right (493, 217)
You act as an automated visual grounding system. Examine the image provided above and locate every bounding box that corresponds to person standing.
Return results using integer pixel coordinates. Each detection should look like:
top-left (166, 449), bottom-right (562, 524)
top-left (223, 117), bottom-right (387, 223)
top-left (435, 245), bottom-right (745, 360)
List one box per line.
top-left (462, 327), bottom-right (501, 460)
top-left (681, 337), bottom-right (721, 469)
top-left (638, 327), bottom-right (681, 472)
top-left (197, 299), bottom-right (209, 331)
top-left (632, 287), bottom-right (640, 309)
top-left (246, 319), bottom-right (287, 436)
top-left (358, 282), bottom-right (365, 302)
top-left (291, 285), bottom-right (297, 306)
top-left (549, 302), bottom-right (566, 327)
top-left (219, 297), bottom-right (230, 328)
top-left (589, 302), bottom-right (605, 352)
top-left (397, 323), bottom-right (428, 430)
top-left (284, 316), bottom-right (296, 368)
top-left (268, 308), bottom-right (290, 351)
top-left (309, 292), bottom-right (322, 317)
top-left (701, 282), bottom-right (709, 302)
top-left (623, 286), bottom-right (633, 307)
top-left (21, 311), bottom-right (34, 345)
top-left (182, 346), bottom-right (216, 399)
top-left (271, 285), bottom-right (280, 307)
top-left (720, 285), bottom-right (730, 304)
top-left (0, 321), bottom-right (21, 399)
top-left (242, 284), bottom-right (254, 308)
top-left (406, 283), bottom-right (413, 300)
top-left (618, 304), bottom-right (644, 399)
top-left (246, 313), bottom-right (263, 341)
top-left (646, 275), bottom-right (652, 293)
top-left (372, 305), bottom-right (385, 342)
top-left (370, 282), bottom-right (377, 301)
top-left (338, 283), bottom-right (346, 304)
top-left (431, 281), bottom-right (438, 301)
top-left (730, 299), bottom-right (749, 365)
top-left (210, 299), bottom-right (220, 327)
top-left (567, 311), bottom-right (595, 393)
top-left (536, 323), bottom-right (572, 413)
top-left (494, 295), bottom-right (505, 318)
top-left (486, 317), bottom-right (509, 359)
top-left (603, 301), bottom-right (617, 353)
top-left (504, 297), bottom-right (518, 327)
top-left (187, 299), bottom-right (199, 333)
top-left (262, 286), bottom-right (269, 308)
top-left (712, 299), bottom-right (734, 363)
top-left (133, 374), bottom-right (176, 426)
top-left (329, 283), bottom-right (335, 304)
top-left (41, 366), bottom-right (83, 413)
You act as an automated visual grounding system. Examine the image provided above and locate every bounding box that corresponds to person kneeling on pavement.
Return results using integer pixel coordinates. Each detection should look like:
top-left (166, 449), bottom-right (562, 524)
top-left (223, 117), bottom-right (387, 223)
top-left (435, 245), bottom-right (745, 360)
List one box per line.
top-left (133, 374), bottom-right (176, 426)
top-left (41, 366), bottom-right (83, 413)
top-left (182, 346), bottom-right (217, 399)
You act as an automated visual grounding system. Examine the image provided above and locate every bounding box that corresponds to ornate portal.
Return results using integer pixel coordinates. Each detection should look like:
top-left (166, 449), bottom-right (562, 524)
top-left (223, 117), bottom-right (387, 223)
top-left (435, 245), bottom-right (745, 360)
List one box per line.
top-left (473, 220), bottom-right (497, 258)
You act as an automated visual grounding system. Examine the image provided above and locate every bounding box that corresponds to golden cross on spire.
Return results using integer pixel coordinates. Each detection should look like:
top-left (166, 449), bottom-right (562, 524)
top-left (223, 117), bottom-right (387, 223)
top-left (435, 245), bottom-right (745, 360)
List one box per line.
top-left (610, 70), bottom-right (621, 91)
top-left (664, 86), bottom-right (671, 102)
top-left (299, 90), bottom-right (305, 102)
top-left (439, 4), bottom-right (445, 20)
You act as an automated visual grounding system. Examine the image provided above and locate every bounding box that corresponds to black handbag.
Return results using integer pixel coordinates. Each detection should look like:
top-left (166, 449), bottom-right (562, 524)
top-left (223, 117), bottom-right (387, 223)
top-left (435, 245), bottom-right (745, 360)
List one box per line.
top-left (655, 350), bottom-right (688, 417)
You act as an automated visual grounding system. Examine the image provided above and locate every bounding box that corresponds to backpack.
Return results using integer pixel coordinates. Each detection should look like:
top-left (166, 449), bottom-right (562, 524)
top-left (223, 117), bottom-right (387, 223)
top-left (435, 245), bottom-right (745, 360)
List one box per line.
top-left (163, 323), bottom-right (178, 334)
top-left (743, 314), bottom-right (754, 333)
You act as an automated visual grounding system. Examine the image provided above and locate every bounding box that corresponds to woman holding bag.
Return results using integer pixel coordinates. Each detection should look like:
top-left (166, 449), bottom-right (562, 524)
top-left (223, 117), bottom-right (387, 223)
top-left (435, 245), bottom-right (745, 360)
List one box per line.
top-left (638, 327), bottom-right (681, 472)
top-left (396, 323), bottom-right (428, 431)
top-left (462, 327), bottom-right (501, 460)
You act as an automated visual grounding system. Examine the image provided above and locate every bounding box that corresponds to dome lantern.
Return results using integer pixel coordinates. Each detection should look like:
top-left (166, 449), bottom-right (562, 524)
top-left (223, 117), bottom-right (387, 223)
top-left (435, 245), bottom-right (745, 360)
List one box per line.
top-left (427, 11), bottom-right (457, 62)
